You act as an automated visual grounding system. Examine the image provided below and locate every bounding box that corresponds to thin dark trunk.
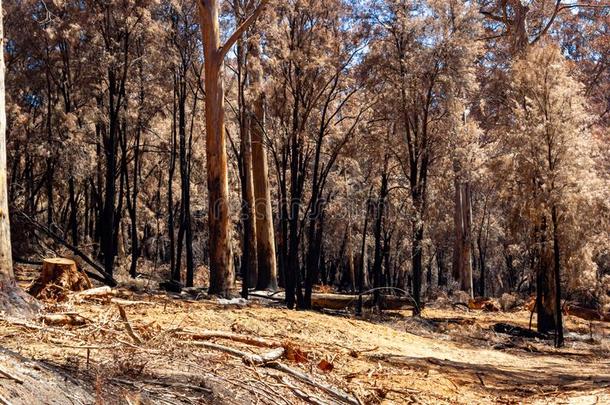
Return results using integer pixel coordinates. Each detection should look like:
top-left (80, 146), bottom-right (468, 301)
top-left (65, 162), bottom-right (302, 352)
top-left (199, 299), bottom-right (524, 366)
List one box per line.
top-left (169, 81), bottom-right (178, 282)
top-left (412, 222), bottom-right (424, 315)
top-left (372, 164), bottom-right (388, 308)
top-left (356, 191), bottom-right (372, 316)
top-left (68, 176), bottom-right (78, 246)
top-left (551, 206), bottom-right (563, 347)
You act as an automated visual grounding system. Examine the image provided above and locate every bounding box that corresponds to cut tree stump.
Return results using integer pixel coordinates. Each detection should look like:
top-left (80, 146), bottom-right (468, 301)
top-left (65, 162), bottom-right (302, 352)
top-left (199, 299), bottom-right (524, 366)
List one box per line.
top-left (28, 258), bottom-right (92, 301)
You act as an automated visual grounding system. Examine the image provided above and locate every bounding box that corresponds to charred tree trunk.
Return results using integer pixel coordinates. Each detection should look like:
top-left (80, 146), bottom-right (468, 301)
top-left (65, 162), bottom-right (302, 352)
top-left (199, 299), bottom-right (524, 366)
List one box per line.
top-left (235, 23), bottom-right (257, 294)
top-left (372, 163), bottom-right (388, 308)
top-left (551, 205), bottom-right (564, 347)
top-left (411, 217), bottom-right (424, 316)
top-left (536, 218), bottom-right (557, 333)
top-left (169, 82), bottom-right (178, 282)
top-left (453, 180), bottom-right (473, 297)
top-left (68, 176), bottom-right (78, 246)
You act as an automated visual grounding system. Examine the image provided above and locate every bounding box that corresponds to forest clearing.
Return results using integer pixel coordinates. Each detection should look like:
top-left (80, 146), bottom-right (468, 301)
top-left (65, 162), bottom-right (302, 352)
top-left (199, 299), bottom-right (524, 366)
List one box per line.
top-left (0, 0), bottom-right (609, 404)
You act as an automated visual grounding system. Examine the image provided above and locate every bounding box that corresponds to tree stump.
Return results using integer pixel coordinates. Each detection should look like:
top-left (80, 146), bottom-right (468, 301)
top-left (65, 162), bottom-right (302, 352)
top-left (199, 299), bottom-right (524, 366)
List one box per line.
top-left (28, 258), bottom-right (92, 301)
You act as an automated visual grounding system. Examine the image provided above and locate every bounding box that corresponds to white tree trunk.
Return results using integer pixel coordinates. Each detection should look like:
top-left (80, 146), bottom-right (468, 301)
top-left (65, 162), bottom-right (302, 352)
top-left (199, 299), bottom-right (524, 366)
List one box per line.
top-left (0, 6), bottom-right (37, 315)
top-left (0, 0), bottom-right (12, 283)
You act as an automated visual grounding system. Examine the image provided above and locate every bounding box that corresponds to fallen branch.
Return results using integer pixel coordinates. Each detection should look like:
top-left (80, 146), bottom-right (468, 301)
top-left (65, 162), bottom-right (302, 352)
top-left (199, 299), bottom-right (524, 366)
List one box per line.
top-left (186, 337), bottom-right (359, 404)
top-left (277, 376), bottom-right (327, 405)
top-left (0, 393), bottom-right (12, 405)
top-left (40, 313), bottom-right (88, 327)
top-left (269, 362), bottom-right (360, 405)
top-left (17, 212), bottom-right (117, 286)
top-left (187, 340), bottom-right (284, 365)
top-left (117, 305), bottom-right (143, 345)
top-left (179, 329), bottom-right (280, 348)
top-left (111, 298), bottom-right (155, 307)
top-left (0, 366), bottom-right (24, 384)
top-left (73, 286), bottom-right (113, 299)
top-left (111, 377), bottom-right (212, 394)
top-left (492, 323), bottom-right (550, 340)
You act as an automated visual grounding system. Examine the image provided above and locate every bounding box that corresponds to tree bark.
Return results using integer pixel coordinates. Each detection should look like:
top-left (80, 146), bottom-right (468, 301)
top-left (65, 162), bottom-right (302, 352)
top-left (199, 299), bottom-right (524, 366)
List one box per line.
top-left (199, 0), bottom-right (234, 296)
top-left (453, 180), bottom-right (473, 297)
top-left (250, 44), bottom-right (277, 291)
top-left (551, 205), bottom-right (564, 347)
top-left (372, 162), bottom-right (388, 308)
top-left (0, 8), bottom-right (37, 316)
top-left (198, 0), bottom-right (267, 296)
top-left (536, 219), bottom-right (557, 333)
top-left (235, 19), bottom-right (257, 293)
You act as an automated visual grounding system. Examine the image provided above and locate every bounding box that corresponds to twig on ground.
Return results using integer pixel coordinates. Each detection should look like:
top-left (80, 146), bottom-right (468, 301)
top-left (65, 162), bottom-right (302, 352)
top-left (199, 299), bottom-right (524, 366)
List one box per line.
top-left (0, 393), bottom-right (13, 405)
top-left (186, 340), bottom-right (284, 365)
top-left (268, 362), bottom-right (360, 405)
top-left (111, 377), bottom-right (212, 394)
top-left (0, 367), bottom-right (24, 384)
top-left (117, 304), bottom-right (143, 345)
top-left (276, 376), bottom-right (328, 405)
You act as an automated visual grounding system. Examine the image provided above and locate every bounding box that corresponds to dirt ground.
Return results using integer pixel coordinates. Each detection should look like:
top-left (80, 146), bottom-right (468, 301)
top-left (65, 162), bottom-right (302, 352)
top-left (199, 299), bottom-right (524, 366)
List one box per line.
top-left (1, 270), bottom-right (609, 404)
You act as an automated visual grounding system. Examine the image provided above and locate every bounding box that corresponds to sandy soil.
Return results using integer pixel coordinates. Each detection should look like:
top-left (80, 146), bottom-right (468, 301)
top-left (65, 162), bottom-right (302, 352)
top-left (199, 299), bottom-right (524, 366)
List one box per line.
top-left (1, 274), bottom-right (609, 404)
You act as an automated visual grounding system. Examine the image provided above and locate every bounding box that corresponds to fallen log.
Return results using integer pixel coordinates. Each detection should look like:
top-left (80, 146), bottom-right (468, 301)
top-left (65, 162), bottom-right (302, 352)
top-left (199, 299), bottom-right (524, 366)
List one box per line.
top-left (179, 329), bottom-right (280, 348)
top-left (311, 293), bottom-right (413, 311)
top-left (492, 323), bottom-right (550, 340)
top-left (187, 340), bottom-right (285, 366)
top-left (564, 304), bottom-right (610, 322)
top-left (249, 291), bottom-right (413, 311)
top-left (269, 362), bottom-right (360, 405)
top-left (40, 313), bottom-right (88, 327)
top-left (73, 286), bottom-right (113, 298)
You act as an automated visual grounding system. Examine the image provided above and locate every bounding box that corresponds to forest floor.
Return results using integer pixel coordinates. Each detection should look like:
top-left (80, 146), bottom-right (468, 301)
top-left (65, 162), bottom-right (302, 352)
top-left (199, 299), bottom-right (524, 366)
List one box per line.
top-left (1, 266), bottom-right (609, 404)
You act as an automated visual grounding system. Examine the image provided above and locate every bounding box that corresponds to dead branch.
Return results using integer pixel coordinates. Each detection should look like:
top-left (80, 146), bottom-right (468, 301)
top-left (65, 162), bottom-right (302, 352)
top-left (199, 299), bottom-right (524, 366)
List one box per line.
top-left (187, 338), bottom-right (358, 403)
top-left (0, 366), bottom-right (24, 384)
top-left (492, 323), bottom-right (550, 340)
top-left (111, 377), bottom-right (212, 394)
top-left (179, 329), bottom-right (280, 348)
top-left (72, 286), bottom-right (114, 299)
top-left (40, 313), bottom-right (88, 327)
top-left (277, 376), bottom-right (328, 405)
top-left (111, 298), bottom-right (156, 307)
top-left (269, 362), bottom-right (360, 405)
top-left (0, 393), bottom-right (12, 405)
top-left (187, 340), bottom-right (284, 366)
top-left (117, 304), bottom-right (143, 345)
